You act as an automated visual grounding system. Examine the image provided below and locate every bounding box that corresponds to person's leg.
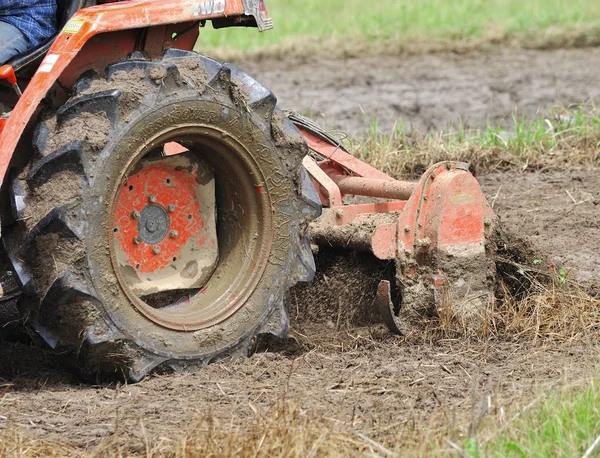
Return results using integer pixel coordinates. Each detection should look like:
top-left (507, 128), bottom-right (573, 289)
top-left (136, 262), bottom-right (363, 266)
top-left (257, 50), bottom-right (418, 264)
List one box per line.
top-left (0, 20), bottom-right (29, 65)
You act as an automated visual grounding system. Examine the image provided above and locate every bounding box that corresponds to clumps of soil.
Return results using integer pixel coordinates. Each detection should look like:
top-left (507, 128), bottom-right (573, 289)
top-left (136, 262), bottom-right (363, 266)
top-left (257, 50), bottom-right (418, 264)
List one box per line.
top-left (229, 79), bottom-right (250, 109)
top-left (148, 65), bottom-right (167, 85)
top-left (28, 233), bottom-right (85, 294)
top-left (271, 110), bottom-right (305, 151)
top-left (290, 220), bottom-right (591, 345)
top-left (0, 341), bottom-right (68, 386)
top-left (108, 68), bottom-right (155, 112)
top-left (492, 224), bottom-right (555, 299)
top-left (80, 67), bottom-right (160, 116)
top-left (290, 248), bottom-right (392, 331)
top-left (47, 111), bottom-right (110, 153)
top-left (22, 169), bottom-right (82, 225)
top-left (174, 57), bottom-right (208, 94)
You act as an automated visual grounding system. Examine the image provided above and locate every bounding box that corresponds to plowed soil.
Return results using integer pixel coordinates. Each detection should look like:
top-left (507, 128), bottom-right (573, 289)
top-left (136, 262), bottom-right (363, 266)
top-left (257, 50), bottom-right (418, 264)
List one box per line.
top-left (1, 48), bottom-right (599, 451)
top-left (244, 47), bottom-right (600, 134)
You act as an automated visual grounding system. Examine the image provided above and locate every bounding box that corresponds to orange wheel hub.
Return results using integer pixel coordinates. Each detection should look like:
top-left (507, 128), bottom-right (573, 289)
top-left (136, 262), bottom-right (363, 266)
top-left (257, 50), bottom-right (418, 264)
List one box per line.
top-left (111, 153), bottom-right (219, 296)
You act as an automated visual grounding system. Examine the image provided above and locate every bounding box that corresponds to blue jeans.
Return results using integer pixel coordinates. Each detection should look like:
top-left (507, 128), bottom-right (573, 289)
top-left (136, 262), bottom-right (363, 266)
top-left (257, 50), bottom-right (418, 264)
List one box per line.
top-left (0, 20), bottom-right (29, 65)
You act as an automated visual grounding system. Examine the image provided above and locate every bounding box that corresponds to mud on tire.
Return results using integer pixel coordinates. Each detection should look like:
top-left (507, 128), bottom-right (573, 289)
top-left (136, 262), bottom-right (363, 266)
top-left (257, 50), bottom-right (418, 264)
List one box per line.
top-left (4, 50), bottom-right (321, 382)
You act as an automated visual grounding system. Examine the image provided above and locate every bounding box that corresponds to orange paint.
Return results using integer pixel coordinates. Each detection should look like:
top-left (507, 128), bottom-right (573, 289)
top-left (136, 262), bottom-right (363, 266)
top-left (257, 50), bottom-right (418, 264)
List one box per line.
top-left (113, 161), bottom-right (207, 273)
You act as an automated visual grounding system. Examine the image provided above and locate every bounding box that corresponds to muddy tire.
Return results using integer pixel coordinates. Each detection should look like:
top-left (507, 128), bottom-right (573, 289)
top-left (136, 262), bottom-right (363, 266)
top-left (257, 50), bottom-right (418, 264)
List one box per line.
top-left (4, 50), bottom-right (321, 381)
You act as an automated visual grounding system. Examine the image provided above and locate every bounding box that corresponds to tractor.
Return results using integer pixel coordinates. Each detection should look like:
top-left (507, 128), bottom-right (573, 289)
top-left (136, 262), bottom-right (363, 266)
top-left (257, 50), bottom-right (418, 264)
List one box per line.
top-left (0, 0), bottom-right (497, 381)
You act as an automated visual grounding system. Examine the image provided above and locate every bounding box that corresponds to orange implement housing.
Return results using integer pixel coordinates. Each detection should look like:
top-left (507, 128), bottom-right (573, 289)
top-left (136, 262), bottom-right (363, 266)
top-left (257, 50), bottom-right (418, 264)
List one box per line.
top-left (290, 114), bottom-right (497, 334)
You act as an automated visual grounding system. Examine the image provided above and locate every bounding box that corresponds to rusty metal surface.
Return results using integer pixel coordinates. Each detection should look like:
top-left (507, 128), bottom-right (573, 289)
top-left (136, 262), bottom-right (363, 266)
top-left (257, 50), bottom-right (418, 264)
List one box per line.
top-left (375, 280), bottom-right (405, 336)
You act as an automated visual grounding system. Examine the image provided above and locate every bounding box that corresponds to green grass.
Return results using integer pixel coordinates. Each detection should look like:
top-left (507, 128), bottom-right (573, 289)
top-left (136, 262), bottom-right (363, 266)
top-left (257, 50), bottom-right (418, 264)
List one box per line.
top-left (195, 0), bottom-right (600, 56)
top-left (349, 106), bottom-right (600, 178)
top-left (468, 379), bottom-right (600, 457)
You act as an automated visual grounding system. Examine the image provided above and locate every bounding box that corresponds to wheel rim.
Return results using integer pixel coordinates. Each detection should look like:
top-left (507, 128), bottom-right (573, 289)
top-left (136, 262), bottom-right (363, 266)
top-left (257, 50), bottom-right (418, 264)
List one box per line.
top-left (108, 126), bottom-right (274, 332)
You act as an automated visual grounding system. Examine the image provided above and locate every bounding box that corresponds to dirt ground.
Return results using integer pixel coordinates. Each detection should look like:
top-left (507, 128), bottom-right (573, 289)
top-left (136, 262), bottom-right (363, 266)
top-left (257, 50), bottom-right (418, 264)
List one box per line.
top-left (480, 170), bottom-right (600, 287)
top-left (243, 47), bottom-right (600, 134)
top-left (1, 48), bottom-right (600, 452)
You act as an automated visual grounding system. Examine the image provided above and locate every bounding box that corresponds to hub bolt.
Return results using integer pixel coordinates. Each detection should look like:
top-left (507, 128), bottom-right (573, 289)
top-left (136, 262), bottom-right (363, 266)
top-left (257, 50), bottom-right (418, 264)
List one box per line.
top-left (133, 236), bottom-right (141, 245)
top-left (149, 194), bottom-right (157, 203)
top-left (167, 204), bottom-right (176, 212)
top-left (131, 210), bottom-right (140, 219)
top-left (169, 230), bottom-right (179, 238)
top-left (152, 245), bottom-right (161, 254)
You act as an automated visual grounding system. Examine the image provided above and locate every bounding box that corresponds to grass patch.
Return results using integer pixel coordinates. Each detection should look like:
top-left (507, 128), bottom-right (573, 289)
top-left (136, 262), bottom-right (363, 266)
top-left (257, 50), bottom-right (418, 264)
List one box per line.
top-left (349, 106), bottom-right (600, 178)
top-left (467, 379), bottom-right (600, 457)
top-left (196, 0), bottom-right (600, 58)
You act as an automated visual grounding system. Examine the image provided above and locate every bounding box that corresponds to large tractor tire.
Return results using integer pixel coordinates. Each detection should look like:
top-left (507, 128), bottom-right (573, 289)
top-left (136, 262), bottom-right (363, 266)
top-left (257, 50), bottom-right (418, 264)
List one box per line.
top-left (4, 49), bottom-right (321, 381)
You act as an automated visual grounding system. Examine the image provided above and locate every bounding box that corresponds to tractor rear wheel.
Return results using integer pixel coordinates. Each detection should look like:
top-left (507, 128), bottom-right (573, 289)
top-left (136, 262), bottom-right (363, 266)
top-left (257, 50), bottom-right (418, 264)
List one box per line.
top-left (4, 50), bottom-right (320, 381)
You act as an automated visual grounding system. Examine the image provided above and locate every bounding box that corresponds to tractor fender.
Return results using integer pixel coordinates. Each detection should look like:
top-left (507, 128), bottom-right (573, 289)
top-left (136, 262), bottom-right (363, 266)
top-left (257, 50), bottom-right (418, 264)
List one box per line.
top-left (0, 0), bottom-right (272, 186)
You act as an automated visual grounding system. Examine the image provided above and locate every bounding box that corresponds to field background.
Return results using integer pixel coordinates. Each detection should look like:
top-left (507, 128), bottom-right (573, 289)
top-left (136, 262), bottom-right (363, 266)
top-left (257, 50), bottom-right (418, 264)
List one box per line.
top-left (197, 0), bottom-right (600, 56)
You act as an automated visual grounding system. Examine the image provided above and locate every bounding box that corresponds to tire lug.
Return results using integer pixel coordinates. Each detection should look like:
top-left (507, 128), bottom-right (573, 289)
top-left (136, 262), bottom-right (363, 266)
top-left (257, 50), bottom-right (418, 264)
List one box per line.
top-left (133, 236), bottom-right (141, 245)
top-left (169, 230), bottom-right (178, 238)
top-left (152, 246), bottom-right (161, 254)
top-left (149, 194), bottom-right (157, 203)
top-left (131, 210), bottom-right (140, 219)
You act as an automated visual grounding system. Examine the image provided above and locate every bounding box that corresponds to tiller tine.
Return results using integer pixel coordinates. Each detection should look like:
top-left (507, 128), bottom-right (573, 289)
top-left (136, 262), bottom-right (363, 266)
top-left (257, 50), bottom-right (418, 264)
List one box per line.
top-left (393, 161), bottom-right (497, 332)
top-left (293, 113), bottom-right (497, 334)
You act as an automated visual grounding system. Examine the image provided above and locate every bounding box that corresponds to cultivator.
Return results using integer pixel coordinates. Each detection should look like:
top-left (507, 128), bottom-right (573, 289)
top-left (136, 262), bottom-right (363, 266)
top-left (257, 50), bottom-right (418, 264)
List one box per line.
top-left (0, 0), bottom-right (497, 381)
top-left (290, 113), bottom-right (497, 333)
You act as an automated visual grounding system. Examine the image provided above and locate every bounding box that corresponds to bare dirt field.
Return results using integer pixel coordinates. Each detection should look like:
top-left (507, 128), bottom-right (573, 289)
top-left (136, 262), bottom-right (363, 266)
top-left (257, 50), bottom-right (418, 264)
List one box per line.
top-left (1, 48), bottom-right (599, 454)
top-left (243, 47), bottom-right (600, 134)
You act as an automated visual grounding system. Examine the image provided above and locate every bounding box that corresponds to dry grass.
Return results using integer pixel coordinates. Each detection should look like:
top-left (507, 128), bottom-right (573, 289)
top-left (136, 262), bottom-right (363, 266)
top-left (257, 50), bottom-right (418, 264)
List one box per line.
top-left (2, 278), bottom-right (599, 458)
top-left (350, 107), bottom-right (600, 179)
top-left (0, 403), bottom-right (381, 457)
top-left (491, 282), bottom-right (600, 341)
top-left (428, 279), bottom-right (600, 344)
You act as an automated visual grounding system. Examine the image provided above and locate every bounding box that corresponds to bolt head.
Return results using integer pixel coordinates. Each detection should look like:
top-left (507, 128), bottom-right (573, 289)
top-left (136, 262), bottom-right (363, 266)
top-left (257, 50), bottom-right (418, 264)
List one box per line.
top-left (149, 194), bottom-right (157, 203)
top-left (167, 204), bottom-right (176, 212)
top-left (133, 236), bottom-right (141, 245)
top-left (169, 230), bottom-right (179, 238)
top-left (131, 210), bottom-right (140, 219)
top-left (335, 209), bottom-right (345, 219)
top-left (404, 225), bottom-right (412, 233)
top-left (152, 245), bottom-right (161, 254)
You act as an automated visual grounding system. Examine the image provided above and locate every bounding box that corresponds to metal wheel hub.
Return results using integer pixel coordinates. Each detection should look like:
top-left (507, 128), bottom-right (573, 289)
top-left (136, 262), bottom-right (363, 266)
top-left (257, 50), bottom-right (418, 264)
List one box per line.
top-left (138, 204), bottom-right (170, 244)
top-left (111, 153), bottom-right (219, 296)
